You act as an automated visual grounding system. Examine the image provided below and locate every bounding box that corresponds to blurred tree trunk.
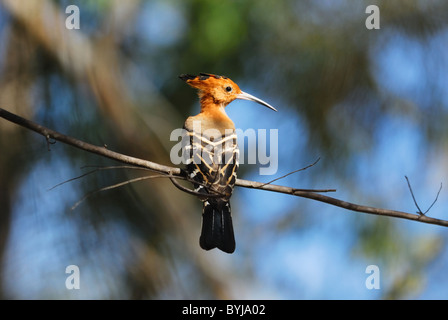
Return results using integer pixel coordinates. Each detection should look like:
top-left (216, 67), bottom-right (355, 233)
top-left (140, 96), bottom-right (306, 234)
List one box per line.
top-left (0, 22), bottom-right (37, 298)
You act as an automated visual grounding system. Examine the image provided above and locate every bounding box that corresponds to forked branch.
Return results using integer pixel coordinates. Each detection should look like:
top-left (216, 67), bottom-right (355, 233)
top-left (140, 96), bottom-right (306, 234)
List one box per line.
top-left (1, 107), bottom-right (447, 228)
top-left (405, 175), bottom-right (443, 216)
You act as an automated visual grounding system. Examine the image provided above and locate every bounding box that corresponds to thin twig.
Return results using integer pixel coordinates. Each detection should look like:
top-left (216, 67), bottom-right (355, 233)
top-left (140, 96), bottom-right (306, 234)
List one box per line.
top-left (405, 176), bottom-right (443, 216)
top-left (260, 157), bottom-right (321, 187)
top-left (405, 176), bottom-right (423, 214)
top-left (258, 157), bottom-right (336, 193)
top-left (46, 134), bottom-right (56, 151)
top-left (427, 183), bottom-right (443, 214)
top-left (71, 174), bottom-right (169, 210)
top-left (50, 163), bottom-right (225, 200)
top-left (48, 165), bottom-right (153, 191)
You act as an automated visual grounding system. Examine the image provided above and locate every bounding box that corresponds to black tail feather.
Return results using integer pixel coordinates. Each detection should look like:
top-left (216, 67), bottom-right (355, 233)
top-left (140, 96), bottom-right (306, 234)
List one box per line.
top-left (200, 200), bottom-right (235, 254)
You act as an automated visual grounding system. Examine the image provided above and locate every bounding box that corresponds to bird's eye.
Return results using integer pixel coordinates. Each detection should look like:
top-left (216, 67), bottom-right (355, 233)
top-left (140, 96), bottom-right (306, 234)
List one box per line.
top-left (225, 86), bottom-right (232, 92)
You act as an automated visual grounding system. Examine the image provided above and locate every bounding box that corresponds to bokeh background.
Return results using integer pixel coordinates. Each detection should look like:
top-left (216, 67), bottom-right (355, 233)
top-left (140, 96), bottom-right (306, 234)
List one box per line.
top-left (0, 0), bottom-right (448, 299)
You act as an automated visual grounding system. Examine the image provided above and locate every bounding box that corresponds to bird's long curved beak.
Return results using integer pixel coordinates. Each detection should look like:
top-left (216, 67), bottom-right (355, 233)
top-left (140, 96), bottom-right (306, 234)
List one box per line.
top-left (236, 91), bottom-right (277, 112)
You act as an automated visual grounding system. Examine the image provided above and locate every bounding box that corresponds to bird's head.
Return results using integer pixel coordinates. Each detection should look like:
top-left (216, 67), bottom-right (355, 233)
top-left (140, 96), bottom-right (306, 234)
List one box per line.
top-left (179, 73), bottom-right (277, 112)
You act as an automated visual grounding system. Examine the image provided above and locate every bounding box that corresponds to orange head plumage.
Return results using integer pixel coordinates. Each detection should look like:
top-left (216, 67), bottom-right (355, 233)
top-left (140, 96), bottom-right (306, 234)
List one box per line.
top-left (179, 73), bottom-right (277, 112)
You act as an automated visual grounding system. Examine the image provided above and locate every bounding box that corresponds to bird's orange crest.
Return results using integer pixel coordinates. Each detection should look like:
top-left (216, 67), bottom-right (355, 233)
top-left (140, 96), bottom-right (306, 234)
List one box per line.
top-left (179, 73), bottom-right (242, 106)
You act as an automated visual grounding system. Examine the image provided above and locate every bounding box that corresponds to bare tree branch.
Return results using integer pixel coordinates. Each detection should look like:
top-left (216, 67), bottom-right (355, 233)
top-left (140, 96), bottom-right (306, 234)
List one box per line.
top-left (1, 107), bottom-right (447, 228)
top-left (0, 107), bottom-right (178, 175)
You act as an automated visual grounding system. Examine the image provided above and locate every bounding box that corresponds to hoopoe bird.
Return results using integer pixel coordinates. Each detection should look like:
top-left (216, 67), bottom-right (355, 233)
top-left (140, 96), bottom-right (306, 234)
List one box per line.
top-left (179, 73), bottom-right (277, 253)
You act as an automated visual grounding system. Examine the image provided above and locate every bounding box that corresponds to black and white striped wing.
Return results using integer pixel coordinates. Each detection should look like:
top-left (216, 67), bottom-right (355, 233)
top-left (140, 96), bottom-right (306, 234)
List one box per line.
top-left (183, 128), bottom-right (239, 199)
